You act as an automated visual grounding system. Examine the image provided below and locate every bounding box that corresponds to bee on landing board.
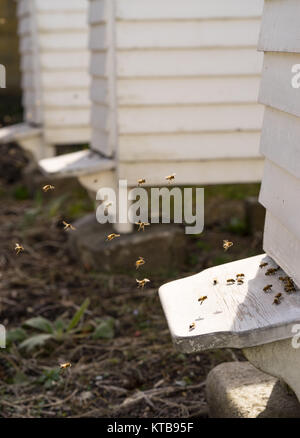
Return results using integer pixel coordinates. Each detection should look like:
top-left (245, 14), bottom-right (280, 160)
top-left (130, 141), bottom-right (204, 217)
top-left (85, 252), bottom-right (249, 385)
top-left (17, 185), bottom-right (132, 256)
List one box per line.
top-left (189, 322), bottom-right (195, 331)
top-left (213, 279), bottom-right (218, 285)
top-left (227, 279), bottom-right (235, 285)
top-left (259, 262), bottom-right (268, 268)
top-left (106, 233), bottom-right (120, 241)
top-left (273, 295), bottom-right (282, 305)
top-left (165, 173), bottom-right (176, 184)
top-left (263, 284), bottom-right (272, 292)
top-left (265, 268), bottom-right (277, 276)
top-left (135, 257), bottom-right (145, 270)
top-left (135, 221), bottom-right (150, 232)
top-left (136, 278), bottom-right (150, 289)
top-left (198, 296), bottom-right (207, 305)
top-left (42, 184), bottom-right (55, 192)
top-left (15, 243), bottom-right (24, 255)
top-left (62, 221), bottom-right (76, 231)
top-left (223, 240), bottom-right (233, 251)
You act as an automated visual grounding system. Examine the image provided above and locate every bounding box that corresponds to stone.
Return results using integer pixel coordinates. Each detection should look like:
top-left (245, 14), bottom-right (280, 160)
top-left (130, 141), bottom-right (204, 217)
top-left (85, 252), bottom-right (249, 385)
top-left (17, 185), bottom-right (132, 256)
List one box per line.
top-left (206, 361), bottom-right (300, 418)
top-left (68, 213), bottom-right (187, 274)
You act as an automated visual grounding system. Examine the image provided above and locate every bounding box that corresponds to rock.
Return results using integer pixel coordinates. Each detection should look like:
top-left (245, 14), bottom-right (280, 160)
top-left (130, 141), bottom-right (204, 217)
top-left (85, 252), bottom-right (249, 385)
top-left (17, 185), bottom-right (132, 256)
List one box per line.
top-left (206, 361), bottom-right (300, 418)
top-left (68, 213), bottom-right (187, 274)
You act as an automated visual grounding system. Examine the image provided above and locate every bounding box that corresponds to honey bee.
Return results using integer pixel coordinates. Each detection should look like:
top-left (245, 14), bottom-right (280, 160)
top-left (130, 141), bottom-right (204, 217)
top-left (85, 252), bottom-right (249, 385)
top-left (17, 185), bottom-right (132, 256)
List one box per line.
top-left (106, 233), bottom-right (120, 241)
top-left (259, 262), bottom-right (268, 268)
top-left (265, 268), bottom-right (277, 276)
top-left (189, 322), bottom-right (196, 331)
top-left (60, 362), bottom-right (72, 370)
top-left (136, 278), bottom-right (150, 289)
top-left (227, 279), bottom-right (235, 284)
top-left (135, 221), bottom-right (150, 232)
top-left (237, 279), bottom-right (244, 285)
top-left (236, 274), bottom-right (245, 278)
top-left (42, 184), bottom-right (55, 192)
top-left (135, 257), bottom-right (145, 270)
top-left (223, 240), bottom-right (233, 251)
top-left (213, 279), bottom-right (218, 285)
top-left (138, 178), bottom-right (146, 186)
top-left (165, 173), bottom-right (176, 184)
top-left (285, 285), bottom-right (296, 293)
top-left (198, 296), bottom-right (207, 305)
top-left (275, 293), bottom-right (282, 299)
top-left (15, 243), bottom-right (24, 255)
top-left (263, 284), bottom-right (272, 292)
top-left (62, 221), bottom-right (76, 231)
top-left (279, 276), bottom-right (287, 282)
top-left (273, 297), bottom-right (282, 305)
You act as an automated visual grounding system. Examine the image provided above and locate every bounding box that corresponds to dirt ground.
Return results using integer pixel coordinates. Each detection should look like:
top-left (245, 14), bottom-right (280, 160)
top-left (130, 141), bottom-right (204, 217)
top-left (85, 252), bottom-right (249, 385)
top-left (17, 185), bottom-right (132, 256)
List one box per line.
top-left (0, 142), bottom-right (263, 418)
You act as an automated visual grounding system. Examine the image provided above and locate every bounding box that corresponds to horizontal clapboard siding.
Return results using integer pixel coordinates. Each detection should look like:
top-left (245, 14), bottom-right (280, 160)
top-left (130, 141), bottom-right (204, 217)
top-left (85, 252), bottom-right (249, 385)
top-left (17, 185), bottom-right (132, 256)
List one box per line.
top-left (89, 0), bottom-right (264, 172)
top-left (259, 52), bottom-right (300, 117)
top-left (259, 0), bottom-right (300, 53)
top-left (260, 159), bottom-right (300, 239)
top-left (17, 0), bottom-right (91, 144)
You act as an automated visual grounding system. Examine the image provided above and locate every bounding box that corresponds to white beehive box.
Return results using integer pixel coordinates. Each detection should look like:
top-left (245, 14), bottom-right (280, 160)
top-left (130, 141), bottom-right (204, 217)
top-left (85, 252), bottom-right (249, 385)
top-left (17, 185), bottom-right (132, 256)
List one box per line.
top-left (258, 0), bottom-right (300, 286)
top-left (88, 0), bottom-right (265, 186)
top-left (17, 0), bottom-right (91, 146)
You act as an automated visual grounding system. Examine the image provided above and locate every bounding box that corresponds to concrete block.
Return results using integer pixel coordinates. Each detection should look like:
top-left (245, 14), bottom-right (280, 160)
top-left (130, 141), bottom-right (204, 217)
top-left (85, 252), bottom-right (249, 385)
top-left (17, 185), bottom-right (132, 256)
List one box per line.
top-left (206, 361), bottom-right (300, 418)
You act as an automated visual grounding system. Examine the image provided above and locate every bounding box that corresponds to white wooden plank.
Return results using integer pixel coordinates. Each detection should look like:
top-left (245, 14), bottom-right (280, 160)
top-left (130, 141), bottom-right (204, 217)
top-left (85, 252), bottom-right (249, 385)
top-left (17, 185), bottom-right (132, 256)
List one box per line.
top-left (40, 52), bottom-right (90, 70)
top-left (90, 52), bottom-right (109, 77)
top-left (89, 0), bottom-right (107, 24)
top-left (37, 12), bottom-right (88, 31)
top-left (44, 108), bottom-right (90, 126)
top-left (35, 0), bottom-right (88, 12)
top-left (118, 132), bottom-right (261, 162)
top-left (18, 16), bottom-right (32, 36)
top-left (115, 19), bottom-right (261, 49)
top-left (259, 53), bottom-right (300, 118)
top-left (43, 90), bottom-right (90, 107)
top-left (116, 49), bottom-right (263, 77)
top-left (258, 0), bottom-right (300, 53)
top-left (44, 127), bottom-right (91, 144)
top-left (41, 71), bottom-right (91, 89)
top-left (116, 0), bottom-right (264, 20)
top-left (39, 150), bottom-right (114, 177)
top-left (259, 159), bottom-right (300, 241)
top-left (89, 24), bottom-right (108, 50)
top-left (91, 104), bottom-right (110, 130)
top-left (264, 211), bottom-right (300, 289)
top-left (159, 252), bottom-right (300, 352)
top-left (38, 33), bottom-right (89, 51)
top-left (116, 77), bottom-right (261, 105)
top-left (90, 78), bottom-right (108, 104)
top-left (0, 123), bottom-right (42, 144)
top-left (260, 107), bottom-right (300, 179)
top-left (17, 0), bottom-right (31, 17)
top-left (118, 158), bottom-right (264, 186)
top-left (116, 104), bottom-right (264, 134)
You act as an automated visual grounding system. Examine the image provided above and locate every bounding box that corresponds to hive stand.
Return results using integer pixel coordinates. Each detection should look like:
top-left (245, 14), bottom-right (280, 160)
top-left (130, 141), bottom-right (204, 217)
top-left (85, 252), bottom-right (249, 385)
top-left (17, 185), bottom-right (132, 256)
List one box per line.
top-left (159, 254), bottom-right (300, 402)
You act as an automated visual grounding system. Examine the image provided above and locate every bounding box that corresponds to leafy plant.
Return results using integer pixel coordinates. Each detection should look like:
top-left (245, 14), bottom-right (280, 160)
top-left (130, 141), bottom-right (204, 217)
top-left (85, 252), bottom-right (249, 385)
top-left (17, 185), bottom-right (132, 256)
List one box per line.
top-left (93, 317), bottom-right (115, 340)
top-left (36, 368), bottom-right (61, 389)
top-left (19, 298), bottom-right (90, 352)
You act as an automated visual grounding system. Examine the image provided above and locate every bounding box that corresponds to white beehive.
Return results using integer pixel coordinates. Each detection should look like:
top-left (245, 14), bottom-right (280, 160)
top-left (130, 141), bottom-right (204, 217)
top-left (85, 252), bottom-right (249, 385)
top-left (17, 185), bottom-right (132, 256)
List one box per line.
top-left (16, 0), bottom-right (91, 151)
top-left (88, 0), bottom-right (265, 186)
top-left (258, 0), bottom-right (300, 286)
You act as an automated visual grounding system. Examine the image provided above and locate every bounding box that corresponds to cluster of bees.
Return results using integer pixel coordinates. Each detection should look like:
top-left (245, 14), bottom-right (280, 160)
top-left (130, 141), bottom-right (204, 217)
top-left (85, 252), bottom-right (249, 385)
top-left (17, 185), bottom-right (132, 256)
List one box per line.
top-left (260, 261), bottom-right (297, 305)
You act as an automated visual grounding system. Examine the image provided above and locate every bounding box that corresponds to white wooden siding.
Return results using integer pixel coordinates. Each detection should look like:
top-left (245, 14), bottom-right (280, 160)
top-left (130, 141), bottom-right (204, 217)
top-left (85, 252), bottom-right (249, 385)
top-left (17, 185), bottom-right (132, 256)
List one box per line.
top-left (89, 0), bottom-right (264, 171)
top-left (258, 0), bottom-right (300, 53)
top-left (17, 0), bottom-right (91, 145)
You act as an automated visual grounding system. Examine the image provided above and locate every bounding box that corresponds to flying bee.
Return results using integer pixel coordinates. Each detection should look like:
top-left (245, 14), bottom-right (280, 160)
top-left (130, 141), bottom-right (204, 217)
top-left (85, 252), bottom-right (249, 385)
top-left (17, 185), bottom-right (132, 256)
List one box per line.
top-left (15, 243), bottom-right (24, 255)
top-left (62, 221), bottom-right (76, 231)
top-left (259, 262), bottom-right (268, 268)
top-left (227, 279), bottom-right (235, 284)
top-left (265, 268), bottom-right (277, 276)
top-left (135, 257), bottom-right (145, 270)
top-left (165, 173), bottom-right (176, 184)
top-left (223, 240), bottom-right (233, 251)
top-left (135, 221), bottom-right (150, 232)
top-left (42, 184), bottom-right (55, 192)
top-left (213, 279), bottom-right (218, 285)
top-left (60, 362), bottom-right (72, 370)
top-left (263, 284), bottom-right (272, 292)
top-left (138, 178), bottom-right (146, 186)
top-left (189, 322), bottom-right (195, 331)
top-left (198, 296), bottom-right (207, 305)
top-left (136, 278), bottom-right (150, 289)
top-left (106, 233), bottom-right (120, 241)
